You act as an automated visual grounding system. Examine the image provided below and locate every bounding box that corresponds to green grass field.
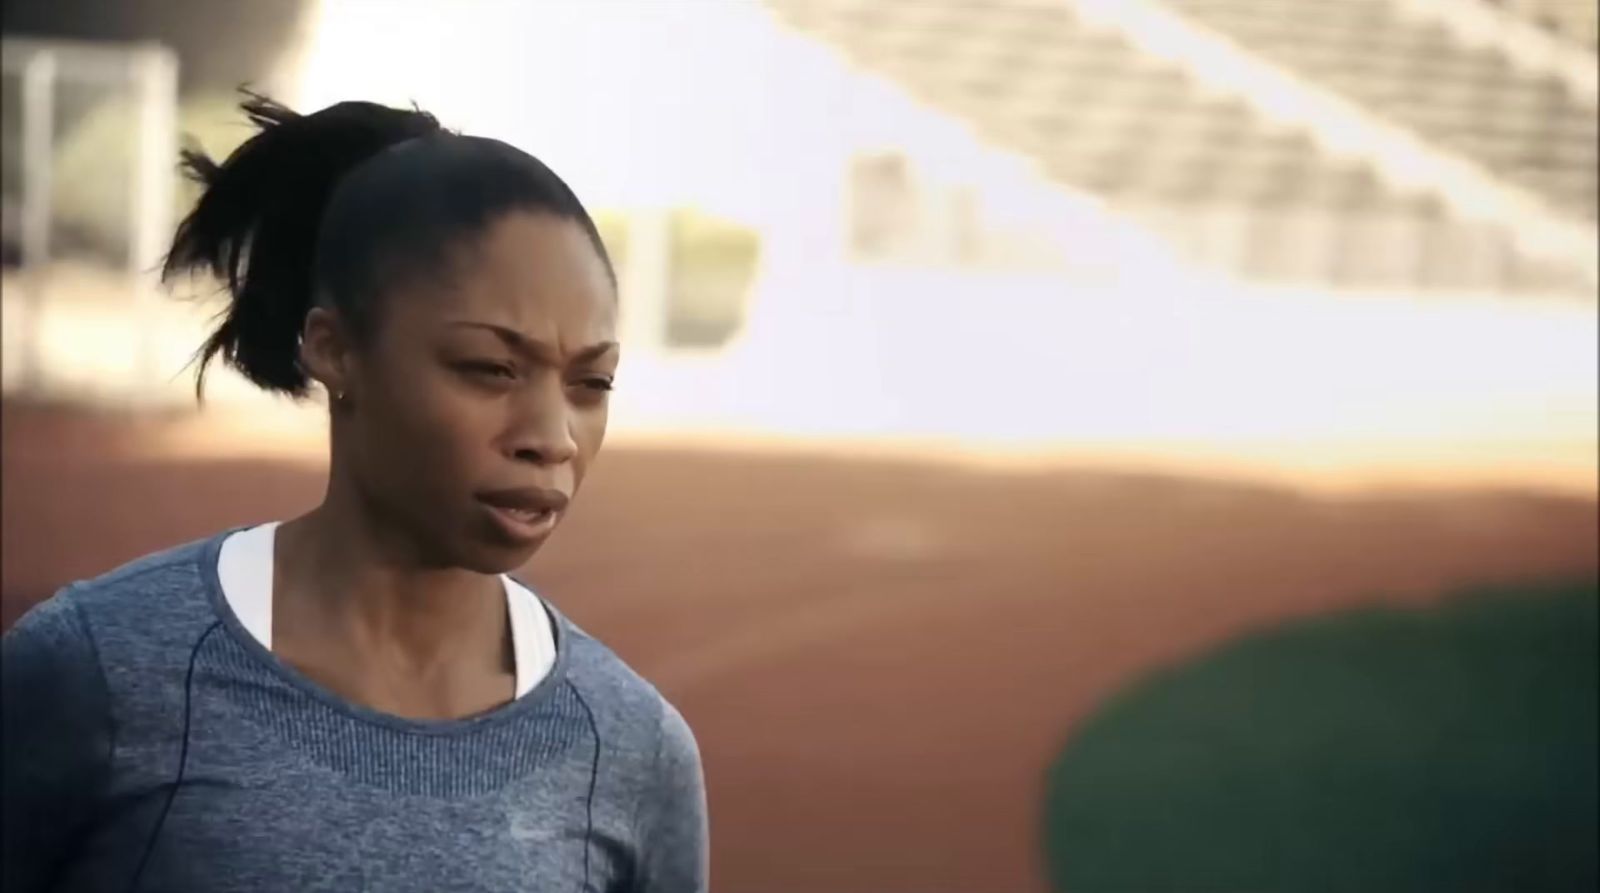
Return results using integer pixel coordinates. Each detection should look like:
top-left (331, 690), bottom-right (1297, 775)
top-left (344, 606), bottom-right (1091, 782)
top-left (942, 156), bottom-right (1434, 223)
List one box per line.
top-left (1044, 579), bottom-right (1600, 893)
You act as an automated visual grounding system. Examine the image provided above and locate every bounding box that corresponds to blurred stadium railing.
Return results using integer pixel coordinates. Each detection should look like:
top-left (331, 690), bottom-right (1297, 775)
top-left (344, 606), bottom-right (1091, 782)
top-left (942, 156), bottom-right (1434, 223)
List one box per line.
top-left (768, 0), bottom-right (1596, 295)
top-left (1, 1), bottom-right (1595, 492)
top-left (1, 37), bottom-right (177, 404)
top-left (1483, 0), bottom-right (1597, 50)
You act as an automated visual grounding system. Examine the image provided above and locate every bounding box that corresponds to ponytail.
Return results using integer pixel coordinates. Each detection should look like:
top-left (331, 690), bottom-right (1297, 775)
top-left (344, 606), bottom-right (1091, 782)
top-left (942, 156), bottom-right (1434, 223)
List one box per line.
top-left (163, 92), bottom-right (441, 398)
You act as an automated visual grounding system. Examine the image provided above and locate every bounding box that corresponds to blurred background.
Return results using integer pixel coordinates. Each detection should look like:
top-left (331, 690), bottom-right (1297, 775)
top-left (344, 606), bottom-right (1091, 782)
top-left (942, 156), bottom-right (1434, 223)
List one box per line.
top-left (1, 0), bottom-right (1595, 890)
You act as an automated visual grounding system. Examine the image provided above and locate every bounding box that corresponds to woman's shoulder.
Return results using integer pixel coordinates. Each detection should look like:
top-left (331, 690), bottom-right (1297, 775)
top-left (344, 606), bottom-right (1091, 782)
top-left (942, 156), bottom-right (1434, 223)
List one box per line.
top-left (549, 609), bottom-right (697, 754)
top-left (554, 612), bottom-right (665, 708)
top-left (9, 532), bottom-right (230, 661)
top-left (84, 532), bottom-right (217, 586)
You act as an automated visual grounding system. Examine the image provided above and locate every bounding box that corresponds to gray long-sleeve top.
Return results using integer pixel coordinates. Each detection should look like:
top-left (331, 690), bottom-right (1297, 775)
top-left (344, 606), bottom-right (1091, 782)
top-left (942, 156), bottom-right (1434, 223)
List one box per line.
top-left (1, 533), bottom-right (709, 892)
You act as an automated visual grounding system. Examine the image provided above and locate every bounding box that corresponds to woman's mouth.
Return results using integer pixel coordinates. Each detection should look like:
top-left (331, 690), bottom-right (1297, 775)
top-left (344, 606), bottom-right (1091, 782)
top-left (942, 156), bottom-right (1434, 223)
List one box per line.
top-left (499, 505), bottom-right (552, 524)
top-left (482, 502), bottom-right (558, 540)
top-left (476, 486), bottom-right (569, 543)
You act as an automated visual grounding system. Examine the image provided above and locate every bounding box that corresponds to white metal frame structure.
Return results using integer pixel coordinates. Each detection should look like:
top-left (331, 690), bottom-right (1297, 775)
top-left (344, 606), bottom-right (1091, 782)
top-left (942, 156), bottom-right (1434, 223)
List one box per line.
top-left (1, 37), bottom-right (178, 398)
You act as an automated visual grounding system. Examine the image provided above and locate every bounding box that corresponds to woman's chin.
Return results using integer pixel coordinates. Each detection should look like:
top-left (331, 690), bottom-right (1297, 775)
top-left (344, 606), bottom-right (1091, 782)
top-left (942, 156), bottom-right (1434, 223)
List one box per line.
top-left (456, 537), bottom-right (546, 577)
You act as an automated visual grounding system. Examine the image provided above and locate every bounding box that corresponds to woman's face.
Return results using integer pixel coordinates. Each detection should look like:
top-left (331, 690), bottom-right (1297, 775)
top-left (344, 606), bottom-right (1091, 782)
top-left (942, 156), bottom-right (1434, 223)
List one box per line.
top-left (320, 211), bottom-right (618, 573)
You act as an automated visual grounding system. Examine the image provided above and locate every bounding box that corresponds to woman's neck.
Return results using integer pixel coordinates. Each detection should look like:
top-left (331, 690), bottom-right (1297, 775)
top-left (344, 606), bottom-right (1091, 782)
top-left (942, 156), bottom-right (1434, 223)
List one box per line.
top-left (274, 498), bottom-right (510, 680)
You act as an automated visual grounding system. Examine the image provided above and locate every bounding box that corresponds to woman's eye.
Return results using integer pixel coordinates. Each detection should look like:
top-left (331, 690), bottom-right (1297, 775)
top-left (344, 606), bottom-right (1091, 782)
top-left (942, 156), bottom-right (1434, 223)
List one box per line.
top-left (578, 376), bottom-right (614, 393)
top-left (459, 361), bottom-right (517, 381)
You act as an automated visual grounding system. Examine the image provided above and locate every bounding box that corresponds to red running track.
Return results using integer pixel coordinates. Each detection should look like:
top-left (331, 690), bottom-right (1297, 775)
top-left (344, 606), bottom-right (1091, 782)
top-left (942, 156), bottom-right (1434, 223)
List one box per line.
top-left (4, 402), bottom-right (1596, 891)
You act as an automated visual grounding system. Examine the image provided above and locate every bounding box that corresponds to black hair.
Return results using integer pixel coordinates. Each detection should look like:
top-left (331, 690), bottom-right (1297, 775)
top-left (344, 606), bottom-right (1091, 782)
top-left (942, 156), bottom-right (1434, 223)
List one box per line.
top-left (163, 92), bottom-right (615, 400)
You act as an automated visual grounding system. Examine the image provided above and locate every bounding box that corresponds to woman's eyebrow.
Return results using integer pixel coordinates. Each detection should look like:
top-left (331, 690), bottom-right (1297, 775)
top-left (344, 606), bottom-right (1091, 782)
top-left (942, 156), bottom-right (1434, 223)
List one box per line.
top-left (445, 320), bottom-right (618, 362)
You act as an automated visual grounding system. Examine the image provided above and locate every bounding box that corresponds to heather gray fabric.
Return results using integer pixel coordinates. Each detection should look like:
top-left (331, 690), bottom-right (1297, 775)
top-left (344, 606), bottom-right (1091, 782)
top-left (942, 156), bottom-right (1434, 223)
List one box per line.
top-left (1, 533), bottom-right (708, 893)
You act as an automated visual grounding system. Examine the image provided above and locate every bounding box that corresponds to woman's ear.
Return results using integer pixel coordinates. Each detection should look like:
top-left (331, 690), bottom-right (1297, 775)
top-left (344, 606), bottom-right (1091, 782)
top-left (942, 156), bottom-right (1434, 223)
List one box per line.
top-left (300, 306), bottom-right (354, 404)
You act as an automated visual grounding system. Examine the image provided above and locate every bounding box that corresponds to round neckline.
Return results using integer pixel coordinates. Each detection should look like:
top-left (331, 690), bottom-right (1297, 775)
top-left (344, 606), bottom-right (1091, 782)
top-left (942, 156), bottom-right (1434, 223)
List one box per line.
top-left (199, 527), bottom-right (574, 737)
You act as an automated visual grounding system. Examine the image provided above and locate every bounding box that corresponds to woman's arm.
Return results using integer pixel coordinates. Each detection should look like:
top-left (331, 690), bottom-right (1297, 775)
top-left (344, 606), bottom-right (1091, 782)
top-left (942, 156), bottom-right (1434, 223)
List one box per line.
top-left (634, 701), bottom-right (709, 893)
top-left (2, 590), bottom-right (115, 893)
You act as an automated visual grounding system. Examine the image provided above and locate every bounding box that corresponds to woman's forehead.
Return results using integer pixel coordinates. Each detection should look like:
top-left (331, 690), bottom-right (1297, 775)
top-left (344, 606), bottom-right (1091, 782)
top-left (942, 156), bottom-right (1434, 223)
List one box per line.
top-left (463, 213), bottom-right (612, 297)
top-left (401, 213), bottom-right (616, 335)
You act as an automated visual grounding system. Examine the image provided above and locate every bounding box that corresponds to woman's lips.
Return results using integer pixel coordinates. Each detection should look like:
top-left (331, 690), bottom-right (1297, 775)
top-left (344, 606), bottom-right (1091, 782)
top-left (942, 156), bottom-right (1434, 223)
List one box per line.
top-left (475, 486), bottom-right (569, 543)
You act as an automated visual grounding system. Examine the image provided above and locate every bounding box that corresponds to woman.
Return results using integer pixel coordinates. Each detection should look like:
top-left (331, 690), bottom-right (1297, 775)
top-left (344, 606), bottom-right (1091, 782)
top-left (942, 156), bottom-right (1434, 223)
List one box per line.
top-left (1, 94), bottom-right (707, 892)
